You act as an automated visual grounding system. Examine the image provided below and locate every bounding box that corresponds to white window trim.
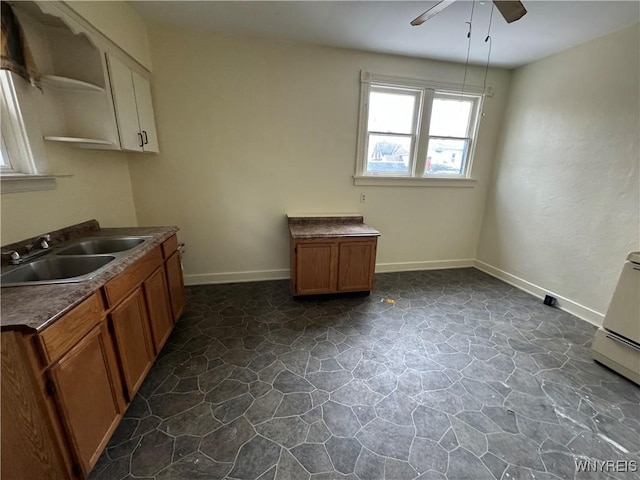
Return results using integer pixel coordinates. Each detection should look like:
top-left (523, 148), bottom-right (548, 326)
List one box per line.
top-left (355, 71), bottom-right (484, 187)
top-left (0, 71), bottom-right (63, 193)
top-left (1, 71), bottom-right (38, 174)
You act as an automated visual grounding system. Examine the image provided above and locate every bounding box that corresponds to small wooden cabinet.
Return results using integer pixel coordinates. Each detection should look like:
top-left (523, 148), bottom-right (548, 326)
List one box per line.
top-left (292, 237), bottom-right (377, 295)
top-left (288, 216), bottom-right (380, 296)
top-left (0, 232), bottom-right (185, 479)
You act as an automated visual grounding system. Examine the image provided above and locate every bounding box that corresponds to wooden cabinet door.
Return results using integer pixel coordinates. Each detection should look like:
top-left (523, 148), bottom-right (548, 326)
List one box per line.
top-left (143, 267), bottom-right (173, 354)
top-left (295, 242), bottom-right (338, 295)
top-left (49, 324), bottom-right (124, 476)
top-left (132, 71), bottom-right (159, 152)
top-left (165, 251), bottom-right (186, 321)
top-left (110, 288), bottom-right (154, 399)
top-left (106, 53), bottom-right (142, 152)
top-left (337, 239), bottom-right (377, 292)
top-left (1, 333), bottom-right (70, 480)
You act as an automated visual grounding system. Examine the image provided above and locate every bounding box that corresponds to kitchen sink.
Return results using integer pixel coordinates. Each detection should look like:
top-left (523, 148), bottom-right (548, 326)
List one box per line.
top-left (56, 236), bottom-right (149, 255)
top-left (1, 255), bottom-right (116, 287)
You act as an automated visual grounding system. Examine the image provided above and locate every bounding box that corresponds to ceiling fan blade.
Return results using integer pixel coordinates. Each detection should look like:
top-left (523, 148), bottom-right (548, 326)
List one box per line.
top-left (493, 0), bottom-right (527, 23)
top-left (410, 0), bottom-right (456, 26)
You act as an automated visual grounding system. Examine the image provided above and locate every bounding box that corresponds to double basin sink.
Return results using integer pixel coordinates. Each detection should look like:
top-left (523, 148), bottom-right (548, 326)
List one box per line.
top-left (1, 236), bottom-right (151, 287)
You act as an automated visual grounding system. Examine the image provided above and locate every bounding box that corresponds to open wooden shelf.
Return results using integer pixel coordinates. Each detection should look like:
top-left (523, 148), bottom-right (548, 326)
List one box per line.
top-left (43, 136), bottom-right (114, 149)
top-left (41, 75), bottom-right (105, 93)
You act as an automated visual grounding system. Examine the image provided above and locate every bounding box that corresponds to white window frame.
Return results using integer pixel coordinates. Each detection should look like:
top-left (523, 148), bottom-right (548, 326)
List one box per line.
top-left (354, 71), bottom-right (484, 187)
top-left (0, 70), bottom-right (57, 193)
top-left (365, 85), bottom-right (423, 177)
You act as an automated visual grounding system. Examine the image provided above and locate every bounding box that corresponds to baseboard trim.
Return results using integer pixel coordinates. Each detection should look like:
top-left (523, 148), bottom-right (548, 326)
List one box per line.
top-left (473, 259), bottom-right (605, 327)
top-left (184, 269), bottom-right (289, 286)
top-left (184, 259), bottom-right (605, 327)
top-left (375, 259), bottom-right (475, 273)
top-left (184, 260), bottom-right (475, 286)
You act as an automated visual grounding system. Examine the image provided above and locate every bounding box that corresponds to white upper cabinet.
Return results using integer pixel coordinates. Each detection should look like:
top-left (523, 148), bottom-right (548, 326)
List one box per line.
top-left (13, 3), bottom-right (121, 149)
top-left (107, 54), bottom-right (159, 153)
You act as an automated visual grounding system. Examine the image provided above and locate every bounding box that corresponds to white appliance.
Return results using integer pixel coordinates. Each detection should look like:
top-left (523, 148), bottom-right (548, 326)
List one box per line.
top-left (592, 252), bottom-right (640, 384)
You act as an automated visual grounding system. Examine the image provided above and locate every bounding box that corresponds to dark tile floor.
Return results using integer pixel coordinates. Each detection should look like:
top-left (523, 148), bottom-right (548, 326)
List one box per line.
top-left (88, 268), bottom-right (640, 480)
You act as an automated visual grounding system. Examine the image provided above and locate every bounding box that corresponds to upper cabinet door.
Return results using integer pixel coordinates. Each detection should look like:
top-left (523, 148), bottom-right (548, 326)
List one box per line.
top-left (132, 71), bottom-right (159, 153)
top-left (106, 54), bottom-right (142, 152)
top-left (106, 53), bottom-right (159, 153)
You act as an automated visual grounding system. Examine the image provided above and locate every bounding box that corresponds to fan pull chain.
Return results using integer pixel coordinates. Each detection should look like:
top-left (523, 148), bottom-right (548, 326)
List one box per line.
top-left (460, 0), bottom-right (476, 103)
top-left (482, 2), bottom-right (495, 97)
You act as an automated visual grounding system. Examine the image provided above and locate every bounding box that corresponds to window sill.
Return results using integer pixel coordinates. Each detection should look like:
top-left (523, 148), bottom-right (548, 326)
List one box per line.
top-left (353, 176), bottom-right (478, 187)
top-left (1, 174), bottom-right (71, 194)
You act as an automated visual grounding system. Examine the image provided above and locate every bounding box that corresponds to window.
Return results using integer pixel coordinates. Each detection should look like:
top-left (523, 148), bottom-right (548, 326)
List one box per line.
top-left (355, 72), bottom-right (483, 186)
top-left (1, 70), bottom-right (36, 174)
top-left (0, 70), bottom-right (56, 192)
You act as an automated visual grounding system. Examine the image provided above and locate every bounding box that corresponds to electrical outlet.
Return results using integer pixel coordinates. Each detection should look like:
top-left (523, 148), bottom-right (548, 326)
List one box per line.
top-left (360, 193), bottom-right (367, 203)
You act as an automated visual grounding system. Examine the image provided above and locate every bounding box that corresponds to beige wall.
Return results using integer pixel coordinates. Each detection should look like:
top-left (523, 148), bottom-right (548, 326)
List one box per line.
top-left (128, 26), bottom-right (511, 284)
top-left (476, 24), bottom-right (640, 324)
top-left (1, 143), bottom-right (137, 245)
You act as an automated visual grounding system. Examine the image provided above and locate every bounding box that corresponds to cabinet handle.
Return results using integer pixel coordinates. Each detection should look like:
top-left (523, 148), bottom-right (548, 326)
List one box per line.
top-left (142, 131), bottom-right (148, 145)
top-left (138, 133), bottom-right (144, 148)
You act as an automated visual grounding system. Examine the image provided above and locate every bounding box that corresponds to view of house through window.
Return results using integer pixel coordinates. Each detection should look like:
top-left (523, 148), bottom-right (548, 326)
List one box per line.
top-left (425, 95), bottom-right (474, 175)
top-left (358, 74), bottom-right (482, 180)
top-left (366, 88), bottom-right (419, 176)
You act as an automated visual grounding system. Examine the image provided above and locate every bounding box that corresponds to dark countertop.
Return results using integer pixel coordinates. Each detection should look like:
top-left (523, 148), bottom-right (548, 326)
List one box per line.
top-left (288, 215), bottom-right (380, 239)
top-left (1, 224), bottom-right (178, 333)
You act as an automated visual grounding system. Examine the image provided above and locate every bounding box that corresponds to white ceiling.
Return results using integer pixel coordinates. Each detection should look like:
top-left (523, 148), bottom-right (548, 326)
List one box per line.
top-left (130, 1), bottom-right (640, 68)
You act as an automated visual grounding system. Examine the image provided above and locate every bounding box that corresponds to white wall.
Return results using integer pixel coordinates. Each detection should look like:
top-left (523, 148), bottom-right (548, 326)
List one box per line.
top-left (127, 26), bottom-right (511, 284)
top-left (476, 24), bottom-right (640, 325)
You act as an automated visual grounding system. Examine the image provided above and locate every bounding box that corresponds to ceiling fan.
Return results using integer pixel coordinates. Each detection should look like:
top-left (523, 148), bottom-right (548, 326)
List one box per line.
top-left (411, 0), bottom-right (527, 26)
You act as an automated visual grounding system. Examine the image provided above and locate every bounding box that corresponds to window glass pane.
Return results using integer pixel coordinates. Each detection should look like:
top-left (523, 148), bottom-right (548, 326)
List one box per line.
top-left (368, 90), bottom-right (416, 134)
top-left (366, 134), bottom-right (412, 175)
top-left (429, 98), bottom-right (472, 137)
top-left (0, 135), bottom-right (10, 169)
top-left (425, 138), bottom-right (468, 175)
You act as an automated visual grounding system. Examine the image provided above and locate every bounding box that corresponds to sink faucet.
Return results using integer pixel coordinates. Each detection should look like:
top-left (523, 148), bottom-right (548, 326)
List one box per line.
top-left (2, 234), bottom-right (52, 265)
top-left (36, 235), bottom-right (51, 249)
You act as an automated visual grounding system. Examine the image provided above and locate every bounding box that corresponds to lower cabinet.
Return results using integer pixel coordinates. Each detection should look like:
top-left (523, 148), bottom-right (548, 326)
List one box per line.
top-left (337, 240), bottom-right (377, 292)
top-left (143, 267), bottom-right (174, 353)
top-left (109, 288), bottom-right (154, 399)
top-left (49, 323), bottom-right (124, 476)
top-left (165, 250), bottom-right (186, 320)
top-left (291, 236), bottom-right (378, 296)
top-left (294, 242), bottom-right (338, 295)
top-left (0, 233), bottom-right (186, 479)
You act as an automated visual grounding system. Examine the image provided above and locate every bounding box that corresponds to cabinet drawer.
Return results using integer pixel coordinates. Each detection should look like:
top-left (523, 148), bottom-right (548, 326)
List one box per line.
top-left (104, 247), bottom-right (162, 307)
top-left (39, 293), bottom-right (105, 365)
top-left (162, 235), bottom-right (178, 259)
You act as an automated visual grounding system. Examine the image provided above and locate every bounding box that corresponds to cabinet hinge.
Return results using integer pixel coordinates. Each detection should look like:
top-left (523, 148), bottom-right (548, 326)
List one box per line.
top-left (294, 247), bottom-right (297, 254)
top-left (45, 380), bottom-right (56, 396)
